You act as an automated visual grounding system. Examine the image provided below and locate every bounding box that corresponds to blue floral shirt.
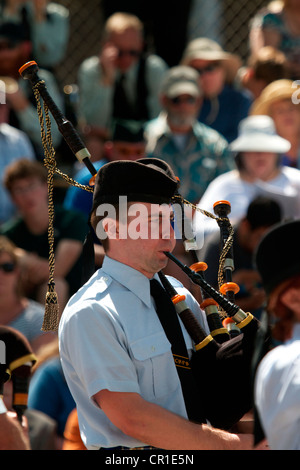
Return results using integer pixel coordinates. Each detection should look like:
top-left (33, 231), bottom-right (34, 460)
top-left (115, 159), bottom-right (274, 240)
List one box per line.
top-left (145, 113), bottom-right (234, 203)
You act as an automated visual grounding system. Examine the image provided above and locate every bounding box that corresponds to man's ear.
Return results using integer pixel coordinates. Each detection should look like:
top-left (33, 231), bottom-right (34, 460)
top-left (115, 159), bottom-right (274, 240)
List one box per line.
top-left (280, 287), bottom-right (300, 320)
top-left (102, 217), bottom-right (119, 239)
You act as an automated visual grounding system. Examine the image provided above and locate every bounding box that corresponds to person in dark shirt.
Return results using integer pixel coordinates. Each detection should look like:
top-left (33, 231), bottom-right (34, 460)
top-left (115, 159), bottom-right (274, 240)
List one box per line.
top-left (1, 158), bottom-right (88, 311)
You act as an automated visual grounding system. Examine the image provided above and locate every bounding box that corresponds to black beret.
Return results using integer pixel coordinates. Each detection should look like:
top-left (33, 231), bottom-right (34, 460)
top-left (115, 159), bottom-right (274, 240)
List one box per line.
top-left (91, 158), bottom-right (178, 211)
top-left (255, 219), bottom-right (300, 295)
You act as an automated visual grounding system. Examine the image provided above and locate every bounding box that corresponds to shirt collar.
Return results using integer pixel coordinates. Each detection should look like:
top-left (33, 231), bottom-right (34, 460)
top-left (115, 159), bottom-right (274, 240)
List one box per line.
top-left (292, 323), bottom-right (300, 341)
top-left (101, 256), bottom-right (159, 308)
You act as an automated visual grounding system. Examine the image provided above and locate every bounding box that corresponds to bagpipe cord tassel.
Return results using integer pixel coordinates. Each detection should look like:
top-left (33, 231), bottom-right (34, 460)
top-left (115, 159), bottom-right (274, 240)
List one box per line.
top-left (33, 83), bottom-right (59, 331)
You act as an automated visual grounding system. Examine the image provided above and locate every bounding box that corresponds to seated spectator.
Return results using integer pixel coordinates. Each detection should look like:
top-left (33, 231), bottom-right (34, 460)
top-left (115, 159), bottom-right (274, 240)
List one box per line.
top-left (0, 21), bottom-right (63, 157)
top-left (181, 37), bottom-right (252, 142)
top-left (194, 115), bottom-right (300, 238)
top-left (77, 12), bottom-right (168, 133)
top-left (145, 65), bottom-right (233, 204)
top-left (0, 102), bottom-right (35, 226)
top-left (198, 196), bottom-right (282, 320)
top-left (28, 339), bottom-right (75, 450)
top-left (0, 0), bottom-right (70, 71)
top-left (249, 0), bottom-right (300, 80)
top-left (0, 159), bottom-right (88, 311)
top-left (64, 119), bottom-right (146, 269)
top-left (237, 46), bottom-right (288, 99)
top-left (0, 235), bottom-right (54, 353)
top-left (250, 79), bottom-right (300, 168)
top-left (64, 120), bottom-right (146, 219)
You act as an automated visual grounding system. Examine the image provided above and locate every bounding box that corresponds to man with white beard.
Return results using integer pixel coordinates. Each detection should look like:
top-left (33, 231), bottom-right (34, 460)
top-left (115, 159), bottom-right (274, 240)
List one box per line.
top-left (144, 66), bottom-right (233, 204)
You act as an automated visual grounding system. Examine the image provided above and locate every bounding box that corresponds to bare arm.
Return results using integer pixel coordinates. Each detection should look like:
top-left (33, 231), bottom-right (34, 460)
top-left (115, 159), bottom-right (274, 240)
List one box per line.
top-left (94, 390), bottom-right (256, 450)
top-left (53, 239), bottom-right (83, 278)
top-left (0, 412), bottom-right (30, 450)
top-left (249, 25), bottom-right (281, 55)
top-left (16, 239), bottom-right (82, 283)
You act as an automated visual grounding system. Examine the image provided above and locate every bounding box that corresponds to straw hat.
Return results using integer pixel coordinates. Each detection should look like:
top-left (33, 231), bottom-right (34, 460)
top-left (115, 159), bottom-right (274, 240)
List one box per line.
top-left (229, 115), bottom-right (291, 153)
top-left (250, 79), bottom-right (296, 115)
top-left (181, 38), bottom-right (241, 82)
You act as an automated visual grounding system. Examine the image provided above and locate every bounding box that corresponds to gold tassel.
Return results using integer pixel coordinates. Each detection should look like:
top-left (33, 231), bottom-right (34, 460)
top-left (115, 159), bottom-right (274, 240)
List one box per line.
top-left (42, 282), bottom-right (59, 331)
top-left (33, 86), bottom-right (60, 332)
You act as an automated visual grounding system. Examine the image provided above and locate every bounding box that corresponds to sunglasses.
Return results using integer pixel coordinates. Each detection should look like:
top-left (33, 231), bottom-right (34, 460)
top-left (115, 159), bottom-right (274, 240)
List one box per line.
top-left (118, 49), bottom-right (141, 58)
top-left (169, 96), bottom-right (197, 105)
top-left (194, 62), bottom-right (221, 75)
top-left (0, 262), bottom-right (15, 273)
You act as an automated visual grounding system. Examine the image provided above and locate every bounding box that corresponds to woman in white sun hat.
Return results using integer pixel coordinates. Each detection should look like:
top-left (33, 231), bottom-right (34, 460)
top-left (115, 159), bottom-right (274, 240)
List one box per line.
top-left (193, 114), bottom-right (300, 240)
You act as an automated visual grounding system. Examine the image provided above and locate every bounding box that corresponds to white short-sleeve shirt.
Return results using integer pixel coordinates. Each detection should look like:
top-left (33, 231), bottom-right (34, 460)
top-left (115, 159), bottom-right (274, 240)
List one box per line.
top-left (59, 256), bottom-right (209, 449)
top-left (255, 323), bottom-right (300, 450)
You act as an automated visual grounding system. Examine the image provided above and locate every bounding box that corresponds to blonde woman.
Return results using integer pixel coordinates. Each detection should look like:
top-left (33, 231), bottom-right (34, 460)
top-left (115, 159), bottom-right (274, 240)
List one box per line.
top-left (250, 79), bottom-right (300, 167)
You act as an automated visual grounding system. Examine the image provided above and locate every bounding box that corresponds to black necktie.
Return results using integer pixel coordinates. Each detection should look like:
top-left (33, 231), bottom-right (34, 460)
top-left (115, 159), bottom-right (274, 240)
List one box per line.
top-left (113, 73), bottom-right (134, 120)
top-left (150, 278), bottom-right (204, 423)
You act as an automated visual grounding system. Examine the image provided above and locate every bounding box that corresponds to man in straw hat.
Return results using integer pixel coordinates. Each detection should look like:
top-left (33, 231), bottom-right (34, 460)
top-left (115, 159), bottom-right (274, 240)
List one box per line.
top-left (181, 38), bottom-right (252, 142)
top-left (250, 79), bottom-right (300, 168)
top-left (58, 157), bottom-right (267, 450)
top-left (254, 219), bottom-right (300, 449)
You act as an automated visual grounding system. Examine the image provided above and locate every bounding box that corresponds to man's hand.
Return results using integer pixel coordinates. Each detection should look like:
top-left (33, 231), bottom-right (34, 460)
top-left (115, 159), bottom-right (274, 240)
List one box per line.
top-left (0, 411), bottom-right (30, 450)
top-left (100, 42), bottom-right (119, 85)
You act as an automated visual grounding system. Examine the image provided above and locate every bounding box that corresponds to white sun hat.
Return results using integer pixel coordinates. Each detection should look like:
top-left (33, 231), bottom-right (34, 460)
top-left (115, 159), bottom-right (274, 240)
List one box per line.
top-left (229, 115), bottom-right (291, 154)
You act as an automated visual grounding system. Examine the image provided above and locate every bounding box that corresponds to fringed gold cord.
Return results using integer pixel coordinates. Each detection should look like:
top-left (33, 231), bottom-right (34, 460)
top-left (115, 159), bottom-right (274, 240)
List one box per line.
top-left (43, 282), bottom-right (59, 331)
top-left (33, 83), bottom-right (60, 331)
top-left (32, 82), bottom-right (93, 330)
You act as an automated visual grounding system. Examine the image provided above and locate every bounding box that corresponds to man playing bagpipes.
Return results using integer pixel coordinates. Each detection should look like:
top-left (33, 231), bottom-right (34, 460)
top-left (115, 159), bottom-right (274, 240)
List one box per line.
top-left (18, 60), bottom-right (269, 451)
top-left (58, 159), bottom-right (268, 450)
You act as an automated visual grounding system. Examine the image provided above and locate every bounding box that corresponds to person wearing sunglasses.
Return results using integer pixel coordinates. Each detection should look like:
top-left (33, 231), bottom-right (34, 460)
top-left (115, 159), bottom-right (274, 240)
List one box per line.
top-left (181, 38), bottom-right (252, 143)
top-left (0, 235), bottom-right (54, 353)
top-left (77, 12), bottom-right (168, 136)
top-left (145, 65), bottom-right (233, 205)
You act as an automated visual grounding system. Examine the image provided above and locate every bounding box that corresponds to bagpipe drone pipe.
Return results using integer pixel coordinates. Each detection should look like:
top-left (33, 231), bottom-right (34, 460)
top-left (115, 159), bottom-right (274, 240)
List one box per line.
top-left (19, 61), bottom-right (264, 430)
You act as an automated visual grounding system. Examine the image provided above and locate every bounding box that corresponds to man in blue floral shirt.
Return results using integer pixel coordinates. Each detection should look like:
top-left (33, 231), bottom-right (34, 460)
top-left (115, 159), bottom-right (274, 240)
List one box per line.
top-left (145, 66), bottom-right (234, 204)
